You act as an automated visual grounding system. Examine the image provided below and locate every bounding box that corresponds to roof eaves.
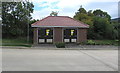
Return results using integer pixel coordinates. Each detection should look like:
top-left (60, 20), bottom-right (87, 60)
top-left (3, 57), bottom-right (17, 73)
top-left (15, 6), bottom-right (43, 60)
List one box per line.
top-left (31, 25), bottom-right (89, 28)
top-left (31, 16), bottom-right (50, 25)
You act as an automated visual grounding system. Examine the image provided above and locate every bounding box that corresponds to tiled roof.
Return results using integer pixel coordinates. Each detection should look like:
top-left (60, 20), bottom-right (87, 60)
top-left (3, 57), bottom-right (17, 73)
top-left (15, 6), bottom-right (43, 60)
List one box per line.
top-left (31, 16), bottom-right (89, 28)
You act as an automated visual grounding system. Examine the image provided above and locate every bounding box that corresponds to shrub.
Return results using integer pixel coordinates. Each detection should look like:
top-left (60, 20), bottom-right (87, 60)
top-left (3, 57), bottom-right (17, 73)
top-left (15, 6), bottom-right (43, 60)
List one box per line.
top-left (87, 40), bottom-right (95, 45)
top-left (55, 42), bottom-right (65, 48)
top-left (80, 41), bottom-right (87, 45)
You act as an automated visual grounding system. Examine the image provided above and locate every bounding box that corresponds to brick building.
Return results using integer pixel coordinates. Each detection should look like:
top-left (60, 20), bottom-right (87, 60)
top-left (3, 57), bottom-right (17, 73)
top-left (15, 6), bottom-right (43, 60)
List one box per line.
top-left (31, 16), bottom-right (89, 45)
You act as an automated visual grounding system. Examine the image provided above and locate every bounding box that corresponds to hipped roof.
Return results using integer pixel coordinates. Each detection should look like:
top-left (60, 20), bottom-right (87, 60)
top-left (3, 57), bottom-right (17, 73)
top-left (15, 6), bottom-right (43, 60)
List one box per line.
top-left (31, 16), bottom-right (89, 28)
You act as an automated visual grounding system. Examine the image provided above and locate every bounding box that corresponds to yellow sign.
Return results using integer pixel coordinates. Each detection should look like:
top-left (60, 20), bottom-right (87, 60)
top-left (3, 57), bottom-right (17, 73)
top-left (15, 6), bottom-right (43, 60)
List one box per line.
top-left (71, 30), bottom-right (74, 36)
top-left (46, 29), bottom-right (50, 35)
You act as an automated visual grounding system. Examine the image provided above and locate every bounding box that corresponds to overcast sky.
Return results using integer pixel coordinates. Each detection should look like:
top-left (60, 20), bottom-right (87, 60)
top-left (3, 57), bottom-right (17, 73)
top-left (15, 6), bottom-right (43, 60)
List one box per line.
top-left (31, 0), bottom-right (119, 20)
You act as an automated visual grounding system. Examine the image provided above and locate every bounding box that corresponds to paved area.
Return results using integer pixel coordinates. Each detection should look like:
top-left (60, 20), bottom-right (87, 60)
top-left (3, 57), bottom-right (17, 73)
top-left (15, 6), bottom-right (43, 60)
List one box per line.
top-left (2, 45), bottom-right (118, 50)
top-left (2, 48), bottom-right (118, 71)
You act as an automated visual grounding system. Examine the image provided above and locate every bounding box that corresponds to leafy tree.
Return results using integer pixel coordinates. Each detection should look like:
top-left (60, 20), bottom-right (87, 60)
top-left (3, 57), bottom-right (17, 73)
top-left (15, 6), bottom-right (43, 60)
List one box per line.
top-left (50, 11), bottom-right (58, 16)
top-left (110, 21), bottom-right (119, 39)
top-left (74, 7), bottom-right (93, 25)
top-left (74, 6), bottom-right (117, 40)
top-left (93, 17), bottom-right (111, 39)
top-left (29, 19), bottom-right (39, 24)
top-left (78, 5), bottom-right (87, 14)
top-left (88, 10), bottom-right (94, 16)
top-left (93, 9), bottom-right (111, 21)
top-left (2, 2), bottom-right (34, 38)
top-left (29, 19), bottom-right (39, 40)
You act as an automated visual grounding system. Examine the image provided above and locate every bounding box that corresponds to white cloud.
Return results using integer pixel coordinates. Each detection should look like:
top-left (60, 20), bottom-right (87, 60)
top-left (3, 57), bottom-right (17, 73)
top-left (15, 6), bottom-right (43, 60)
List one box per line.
top-left (31, 7), bottom-right (60, 20)
top-left (31, 0), bottom-right (90, 19)
top-left (31, 0), bottom-right (119, 19)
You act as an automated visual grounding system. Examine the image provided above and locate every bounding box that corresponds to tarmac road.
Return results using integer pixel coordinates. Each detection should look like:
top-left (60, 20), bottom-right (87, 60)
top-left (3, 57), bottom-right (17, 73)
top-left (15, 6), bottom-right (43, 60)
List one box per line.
top-left (2, 48), bottom-right (118, 71)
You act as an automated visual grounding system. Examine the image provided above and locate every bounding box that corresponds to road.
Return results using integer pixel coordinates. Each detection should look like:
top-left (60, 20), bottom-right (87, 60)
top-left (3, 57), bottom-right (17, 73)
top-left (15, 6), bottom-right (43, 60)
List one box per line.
top-left (2, 48), bottom-right (118, 71)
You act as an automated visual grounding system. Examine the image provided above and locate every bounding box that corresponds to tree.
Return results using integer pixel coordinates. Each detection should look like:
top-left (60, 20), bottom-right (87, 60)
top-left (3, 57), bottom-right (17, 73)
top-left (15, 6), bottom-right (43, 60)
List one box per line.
top-left (74, 6), bottom-right (94, 39)
top-left (2, 2), bottom-right (34, 38)
top-left (50, 11), bottom-right (58, 16)
top-left (88, 10), bottom-right (94, 16)
top-left (110, 20), bottom-right (119, 40)
top-left (78, 5), bottom-right (87, 14)
top-left (74, 7), bottom-right (115, 40)
top-left (74, 6), bottom-right (93, 25)
top-left (93, 17), bottom-right (111, 39)
top-left (93, 9), bottom-right (111, 21)
top-left (29, 19), bottom-right (39, 40)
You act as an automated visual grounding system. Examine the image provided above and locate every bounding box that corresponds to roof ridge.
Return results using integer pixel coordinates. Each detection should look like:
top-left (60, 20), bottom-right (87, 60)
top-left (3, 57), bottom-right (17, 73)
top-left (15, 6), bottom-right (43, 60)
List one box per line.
top-left (48, 16), bottom-right (69, 18)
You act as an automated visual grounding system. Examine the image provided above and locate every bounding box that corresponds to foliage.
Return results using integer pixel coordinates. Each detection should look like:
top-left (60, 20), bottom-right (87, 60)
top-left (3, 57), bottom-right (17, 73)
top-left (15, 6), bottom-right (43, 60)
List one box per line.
top-left (93, 40), bottom-right (118, 45)
top-left (2, 2), bottom-right (34, 38)
top-left (50, 11), bottom-right (58, 16)
top-left (81, 40), bottom-right (118, 46)
top-left (93, 17), bottom-right (110, 39)
top-left (78, 6), bottom-right (87, 14)
top-left (74, 6), bottom-right (118, 40)
top-left (93, 9), bottom-right (111, 21)
top-left (2, 38), bottom-right (32, 47)
top-left (29, 19), bottom-right (39, 38)
top-left (55, 42), bottom-right (65, 48)
top-left (86, 40), bottom-right (95, 45)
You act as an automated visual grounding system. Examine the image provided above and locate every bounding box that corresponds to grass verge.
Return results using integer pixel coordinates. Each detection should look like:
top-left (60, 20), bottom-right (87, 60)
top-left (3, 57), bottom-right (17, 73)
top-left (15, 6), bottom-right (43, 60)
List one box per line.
top-left (2, 38), bottom-right (32, 47)
top-left (81, 40), bottom-right (119, 46)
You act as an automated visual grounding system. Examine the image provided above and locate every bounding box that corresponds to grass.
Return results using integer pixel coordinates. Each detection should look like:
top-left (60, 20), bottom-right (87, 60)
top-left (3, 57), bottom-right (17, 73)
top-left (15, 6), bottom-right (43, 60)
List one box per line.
top-left (1, 38), bottom-right (119, 47)
top-left (82, 40), bottom-right (119, 46)
top-left (93, 40), bottom-right (118, 45)
top-left (2, 38), bottom-right (32, 47)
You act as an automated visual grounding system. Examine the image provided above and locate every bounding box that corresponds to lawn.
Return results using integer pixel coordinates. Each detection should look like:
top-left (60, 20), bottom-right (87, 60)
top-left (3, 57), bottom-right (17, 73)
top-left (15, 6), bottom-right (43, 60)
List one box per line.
top-left (2, 38), bottom-right (32, 47)
top-left (85, 40), bottom-right (119, 46)
top-left (1, 38), bottom-right (119, 47)
top-left (94, 40), bottom-right (118, 45)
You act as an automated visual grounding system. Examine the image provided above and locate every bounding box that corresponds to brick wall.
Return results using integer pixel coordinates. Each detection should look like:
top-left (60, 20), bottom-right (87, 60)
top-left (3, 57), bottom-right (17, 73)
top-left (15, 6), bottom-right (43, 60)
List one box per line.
top-left (53, 27), bottom-right (63, 43)
top-left (77, 28), bottom-right (87, 43)
top-left (33, 28), bottom-right (38, 45)
top-left (33, 27), bottom-right (88, 44)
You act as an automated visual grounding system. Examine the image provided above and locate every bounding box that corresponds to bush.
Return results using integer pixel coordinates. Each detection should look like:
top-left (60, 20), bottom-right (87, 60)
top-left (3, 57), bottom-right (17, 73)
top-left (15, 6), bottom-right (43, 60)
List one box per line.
top-left (80, 41), bottom-right (87, 45)
top-left (87, 40), bottom-right (95, 45)
top-left (55, 42), bottom-right (65, 48)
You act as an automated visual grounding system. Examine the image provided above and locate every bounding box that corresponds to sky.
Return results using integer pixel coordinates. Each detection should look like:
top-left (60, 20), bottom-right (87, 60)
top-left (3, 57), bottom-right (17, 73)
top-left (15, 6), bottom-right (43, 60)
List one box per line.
top-left (31, 0), bottom-right (119, 20)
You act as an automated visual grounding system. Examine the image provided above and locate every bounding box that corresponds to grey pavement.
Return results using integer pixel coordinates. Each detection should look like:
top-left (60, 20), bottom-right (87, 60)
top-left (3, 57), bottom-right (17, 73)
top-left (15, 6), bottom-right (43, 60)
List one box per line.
top-left (2, 45), bottom-right (118, 50)
top-left (2, 48), bottom-right (118, 71)
top-left (80, 45), bottom-right (118, 50)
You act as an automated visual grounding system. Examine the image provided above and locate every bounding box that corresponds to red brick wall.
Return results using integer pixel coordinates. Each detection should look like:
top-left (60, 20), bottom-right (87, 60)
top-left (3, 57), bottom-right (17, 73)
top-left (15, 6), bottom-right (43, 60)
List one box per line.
top-left (33, 27), bottom-right (88, 44)
top-left (33, 28), bottom-right (38, 45)
top-left (53, 27), bottom-right (63, 43)
top-left (77, 28), bottom-right (87, 43)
